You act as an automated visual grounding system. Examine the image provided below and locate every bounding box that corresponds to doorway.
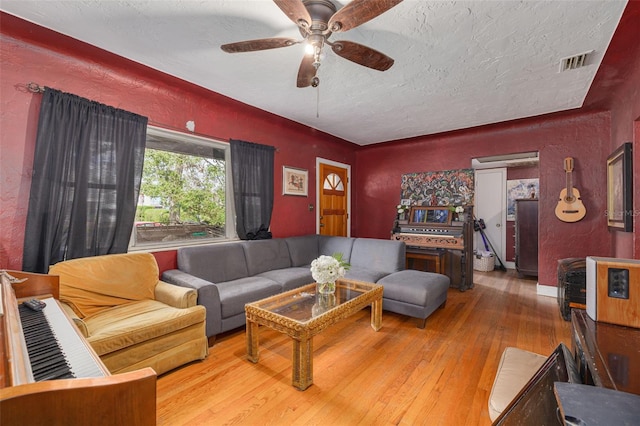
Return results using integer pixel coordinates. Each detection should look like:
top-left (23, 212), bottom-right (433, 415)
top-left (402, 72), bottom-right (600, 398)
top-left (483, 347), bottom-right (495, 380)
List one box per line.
top-left (316, 158), bottom-right (351, 237)
top-left (474, 168), bottom-right (507, 266)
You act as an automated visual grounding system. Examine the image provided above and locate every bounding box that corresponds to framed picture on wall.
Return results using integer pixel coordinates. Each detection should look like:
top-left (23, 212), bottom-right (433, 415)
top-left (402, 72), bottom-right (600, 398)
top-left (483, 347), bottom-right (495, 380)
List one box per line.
top-left (606, 142), bottom-right (633, 231)
top-left (282, 166), bottom-right (308, 196)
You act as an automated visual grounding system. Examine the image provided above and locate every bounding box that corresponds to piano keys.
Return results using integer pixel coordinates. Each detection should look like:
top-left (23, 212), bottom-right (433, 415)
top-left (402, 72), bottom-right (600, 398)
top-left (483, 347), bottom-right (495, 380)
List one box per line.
top-left (18, 297), bottom-right (107, 382)
top-left (0, 270), bottom-right (157, 425)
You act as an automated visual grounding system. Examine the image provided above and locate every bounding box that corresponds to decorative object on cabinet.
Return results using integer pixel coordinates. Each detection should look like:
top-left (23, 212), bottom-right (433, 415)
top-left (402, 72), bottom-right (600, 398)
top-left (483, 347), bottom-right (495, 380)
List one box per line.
top-left (555, 157), bottom-right (586, 223)
top-left (282, 166), bottom-right (308, 196)
top-left (515, 199), bottom-right (538, 277)
top-left (396, 203), bottom-right (410, 223)
top-left (606, 142), bottom-right (633, 231)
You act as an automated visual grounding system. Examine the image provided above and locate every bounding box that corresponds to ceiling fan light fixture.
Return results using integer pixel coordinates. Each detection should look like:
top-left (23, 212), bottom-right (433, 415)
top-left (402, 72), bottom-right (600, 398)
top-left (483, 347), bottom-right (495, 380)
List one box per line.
top-left (223, 0), bottom-right (403, 87)
top-left (304, 43), bottom-right (315, 55)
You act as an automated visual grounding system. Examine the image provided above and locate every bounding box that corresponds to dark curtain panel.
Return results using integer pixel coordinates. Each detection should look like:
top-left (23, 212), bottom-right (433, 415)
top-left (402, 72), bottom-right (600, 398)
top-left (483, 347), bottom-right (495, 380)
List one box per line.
top-left (230, 139), bottom-right (275, 240)
top-left (22, 88), bottom-right (147, 273)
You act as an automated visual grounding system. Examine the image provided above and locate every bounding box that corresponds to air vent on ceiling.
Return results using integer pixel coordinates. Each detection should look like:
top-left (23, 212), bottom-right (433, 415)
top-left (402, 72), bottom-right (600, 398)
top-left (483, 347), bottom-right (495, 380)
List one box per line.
top-left (559, 51), bottom-right (593, 72)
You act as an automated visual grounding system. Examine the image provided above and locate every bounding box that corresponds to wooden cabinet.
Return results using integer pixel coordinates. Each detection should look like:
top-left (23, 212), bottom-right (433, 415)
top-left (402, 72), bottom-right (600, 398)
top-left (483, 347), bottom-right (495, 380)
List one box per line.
top-left (515, 199), bottom-right (538, 276)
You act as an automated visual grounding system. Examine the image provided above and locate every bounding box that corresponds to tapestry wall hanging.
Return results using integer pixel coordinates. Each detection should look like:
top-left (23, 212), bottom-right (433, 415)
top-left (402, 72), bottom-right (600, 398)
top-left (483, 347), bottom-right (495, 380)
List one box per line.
top-left (400, 169), bottom-right (474, 207)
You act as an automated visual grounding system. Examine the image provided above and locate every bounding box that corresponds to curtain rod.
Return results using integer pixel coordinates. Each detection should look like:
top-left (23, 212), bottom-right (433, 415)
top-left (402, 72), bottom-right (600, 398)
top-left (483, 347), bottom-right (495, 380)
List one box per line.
top-left (24, 82), bottom-right (277, 151)
top-left (26, 82), bottom-right (45, 93)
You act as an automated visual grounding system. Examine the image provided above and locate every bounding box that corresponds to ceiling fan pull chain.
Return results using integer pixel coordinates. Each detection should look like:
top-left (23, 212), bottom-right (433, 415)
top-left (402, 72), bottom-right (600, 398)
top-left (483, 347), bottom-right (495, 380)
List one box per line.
top-left (316, 83), bottom-right (320, 118)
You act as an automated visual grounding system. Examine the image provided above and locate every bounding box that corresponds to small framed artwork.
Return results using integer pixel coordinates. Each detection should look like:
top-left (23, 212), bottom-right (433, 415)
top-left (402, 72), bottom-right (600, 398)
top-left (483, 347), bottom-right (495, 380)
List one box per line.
top-left (606, 142), bottom-right (633, 231)
top-left (408, 206), bottom-right (452, 226)
top-left (282, 166), bottom-right (308, 196)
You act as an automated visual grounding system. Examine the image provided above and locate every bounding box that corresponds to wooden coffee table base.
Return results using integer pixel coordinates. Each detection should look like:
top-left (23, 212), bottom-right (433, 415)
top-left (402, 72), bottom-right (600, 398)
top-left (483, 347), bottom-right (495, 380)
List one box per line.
top-left (245, 281), bottom-right (383, 391)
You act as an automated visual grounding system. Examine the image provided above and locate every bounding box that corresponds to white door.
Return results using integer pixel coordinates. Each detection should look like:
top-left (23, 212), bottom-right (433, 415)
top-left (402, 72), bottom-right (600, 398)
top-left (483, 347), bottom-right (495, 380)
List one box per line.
top-left (474, 169), bottom-right (507, 266)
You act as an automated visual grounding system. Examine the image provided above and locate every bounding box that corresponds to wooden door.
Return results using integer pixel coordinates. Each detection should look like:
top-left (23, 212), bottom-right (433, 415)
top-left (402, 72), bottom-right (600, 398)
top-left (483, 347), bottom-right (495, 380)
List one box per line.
top-left (318, 162), bottom-right (348, 236)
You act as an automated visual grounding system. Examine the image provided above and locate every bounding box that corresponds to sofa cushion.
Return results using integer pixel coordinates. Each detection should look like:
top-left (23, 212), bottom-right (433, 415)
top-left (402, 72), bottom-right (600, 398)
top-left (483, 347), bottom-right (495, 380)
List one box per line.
top-left (258, 267), bottom-right (314, 292)
top-left (216, 276), bottom-right (282, 318)
top-left (51, 252), bottom-right (158, 319)
top-left (85, 299), bottom-right (206, 356)
top-left (345, 266), bottom-right (390, 283)
top-left (177, 243), bottom-right (248, 283)
top-left (285, 235), bottom-right (319, 267)
top-left (350, 238), bottom-right (405, 272)
top-left (318, 236), bottom-right (354, 262)
top-left (241, 239), bottom-right (292, 276)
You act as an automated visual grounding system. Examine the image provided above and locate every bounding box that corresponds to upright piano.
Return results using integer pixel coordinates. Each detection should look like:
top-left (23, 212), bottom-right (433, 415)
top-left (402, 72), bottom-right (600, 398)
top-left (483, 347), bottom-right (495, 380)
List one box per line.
top-left (391, 206), bottom-right (474, 291)
top-left (0, 270), bottom-right (156, 425)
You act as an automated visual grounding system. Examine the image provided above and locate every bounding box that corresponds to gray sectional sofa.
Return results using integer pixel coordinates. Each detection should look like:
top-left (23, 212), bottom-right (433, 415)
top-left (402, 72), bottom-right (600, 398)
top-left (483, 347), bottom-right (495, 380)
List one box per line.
top-left (162, 234), bottom-right (449, 344)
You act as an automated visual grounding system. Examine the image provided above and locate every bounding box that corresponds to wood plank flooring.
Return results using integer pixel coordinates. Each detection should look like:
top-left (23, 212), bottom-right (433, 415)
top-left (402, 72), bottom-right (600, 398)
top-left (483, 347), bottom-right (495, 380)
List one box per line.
top-left (156, 270), bottom-right (571, 425)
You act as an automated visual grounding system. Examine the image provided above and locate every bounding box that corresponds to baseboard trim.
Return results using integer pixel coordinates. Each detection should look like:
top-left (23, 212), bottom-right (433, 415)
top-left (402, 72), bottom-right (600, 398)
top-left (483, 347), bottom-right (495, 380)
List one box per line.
top-left (537, 283), bottom-right (557, 298)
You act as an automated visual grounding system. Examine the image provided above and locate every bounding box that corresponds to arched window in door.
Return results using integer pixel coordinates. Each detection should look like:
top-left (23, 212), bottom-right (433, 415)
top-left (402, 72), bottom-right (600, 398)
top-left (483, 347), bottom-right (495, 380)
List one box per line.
top-left (323, 172), bottom-right (344, 193)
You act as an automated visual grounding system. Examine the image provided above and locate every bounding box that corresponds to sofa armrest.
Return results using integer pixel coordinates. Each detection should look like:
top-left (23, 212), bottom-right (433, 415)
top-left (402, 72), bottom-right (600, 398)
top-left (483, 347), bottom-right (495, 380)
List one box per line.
top-left (161, 269), bottom-right (223, 337)
top-left (60, 301), bottom-right (90, 338)
top-left (155, 280), bottom-right (198, 309)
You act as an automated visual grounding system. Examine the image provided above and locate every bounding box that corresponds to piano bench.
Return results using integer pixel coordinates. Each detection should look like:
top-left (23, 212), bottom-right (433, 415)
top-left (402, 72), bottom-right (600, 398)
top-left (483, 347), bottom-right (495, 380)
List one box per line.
top-left (378, 269), bottom-right (449, 328)
top-left (488, 347), bottom-right (547, 421)
top-left (405, 249), bottom-right (446, 275)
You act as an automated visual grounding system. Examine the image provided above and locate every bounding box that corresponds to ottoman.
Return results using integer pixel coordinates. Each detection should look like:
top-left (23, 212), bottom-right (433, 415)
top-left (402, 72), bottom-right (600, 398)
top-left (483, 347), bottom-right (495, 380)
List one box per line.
top-left (377, 269), bottom-right (449, 328)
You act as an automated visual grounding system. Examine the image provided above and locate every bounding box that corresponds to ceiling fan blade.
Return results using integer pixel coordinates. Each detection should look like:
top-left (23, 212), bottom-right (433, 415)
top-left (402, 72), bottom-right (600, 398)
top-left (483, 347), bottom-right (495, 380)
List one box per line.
top-left (221, 38), bottom-right (298, 53)
top-left (331, 40), bottom-right (394, 71)
top-left (273, 0), bottom-right (312, 29)
top-left (328, 0), bottom-right (403, 33)
top-left (297, 55), bottom-right (317, 88)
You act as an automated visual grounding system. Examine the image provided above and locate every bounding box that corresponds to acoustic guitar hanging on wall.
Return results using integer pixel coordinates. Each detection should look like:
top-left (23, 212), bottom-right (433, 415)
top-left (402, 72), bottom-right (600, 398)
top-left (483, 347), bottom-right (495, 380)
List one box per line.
top-left (555, 157), bottom-right (586, 222)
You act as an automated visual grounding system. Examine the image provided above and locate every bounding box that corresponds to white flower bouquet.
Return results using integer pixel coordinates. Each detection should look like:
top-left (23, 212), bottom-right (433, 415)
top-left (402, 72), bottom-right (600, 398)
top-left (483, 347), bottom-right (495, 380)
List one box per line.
top-left (397, 204), bottom-right (410, 221)
top-left (310, 253), bottom-right (350, 294)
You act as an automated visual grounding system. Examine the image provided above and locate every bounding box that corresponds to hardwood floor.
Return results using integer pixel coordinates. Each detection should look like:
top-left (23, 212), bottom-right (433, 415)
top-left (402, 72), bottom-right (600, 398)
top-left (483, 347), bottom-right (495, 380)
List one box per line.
top-left (156, 270), bottom-right (571, 425)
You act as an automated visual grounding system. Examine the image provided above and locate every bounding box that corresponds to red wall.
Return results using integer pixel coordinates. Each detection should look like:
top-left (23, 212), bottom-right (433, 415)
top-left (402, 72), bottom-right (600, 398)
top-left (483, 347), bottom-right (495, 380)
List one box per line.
top-left (354, 111), bottom-right (612, 287)
top-left (0, 13), bottom-right (355, 270)
top-left (599, 3), bottom-right (640, 259)
top-left (2, 3), bottom-right (639, 286)
top-left (353, 0), bottom-right (640, 287)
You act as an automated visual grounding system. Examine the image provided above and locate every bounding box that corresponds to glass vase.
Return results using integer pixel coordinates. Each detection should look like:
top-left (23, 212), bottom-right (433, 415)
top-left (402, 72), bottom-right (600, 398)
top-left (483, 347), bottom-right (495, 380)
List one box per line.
top-left (317, 281), bottom-right (336, 294)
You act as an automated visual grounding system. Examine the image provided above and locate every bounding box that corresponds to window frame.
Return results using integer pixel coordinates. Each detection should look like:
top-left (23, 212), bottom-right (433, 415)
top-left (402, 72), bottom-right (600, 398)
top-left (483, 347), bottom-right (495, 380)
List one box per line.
top-left (128, 126), bottom-right (236, 251)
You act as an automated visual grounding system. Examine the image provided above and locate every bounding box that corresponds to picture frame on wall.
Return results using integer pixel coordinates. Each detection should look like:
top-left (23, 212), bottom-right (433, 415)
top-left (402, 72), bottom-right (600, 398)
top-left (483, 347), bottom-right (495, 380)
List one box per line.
top-left (282, 166), bottom-right (308, 196)
top-left (606, 142), bottom-right (633, 231)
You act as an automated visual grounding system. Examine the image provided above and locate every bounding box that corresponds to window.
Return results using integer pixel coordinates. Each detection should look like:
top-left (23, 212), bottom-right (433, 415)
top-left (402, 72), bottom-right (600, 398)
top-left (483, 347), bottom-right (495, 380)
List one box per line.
top-left (129, 126), bottom-right (234, 249)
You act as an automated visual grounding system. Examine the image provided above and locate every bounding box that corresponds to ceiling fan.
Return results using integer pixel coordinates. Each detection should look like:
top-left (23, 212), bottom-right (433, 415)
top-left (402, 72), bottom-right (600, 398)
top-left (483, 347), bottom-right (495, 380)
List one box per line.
top-left (221, 0), bottom-right (403, 88)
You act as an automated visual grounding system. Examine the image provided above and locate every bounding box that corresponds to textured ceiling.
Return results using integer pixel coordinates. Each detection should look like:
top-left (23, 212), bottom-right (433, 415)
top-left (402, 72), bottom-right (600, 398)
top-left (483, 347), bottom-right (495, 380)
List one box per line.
top-left (0, 0), bottom-right (628, 145)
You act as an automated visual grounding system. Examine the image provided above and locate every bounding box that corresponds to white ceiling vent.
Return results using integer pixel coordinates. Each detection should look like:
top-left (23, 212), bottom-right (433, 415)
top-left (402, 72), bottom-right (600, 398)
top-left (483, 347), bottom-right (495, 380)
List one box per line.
top-left (559, 51), bottom-right (593, 72)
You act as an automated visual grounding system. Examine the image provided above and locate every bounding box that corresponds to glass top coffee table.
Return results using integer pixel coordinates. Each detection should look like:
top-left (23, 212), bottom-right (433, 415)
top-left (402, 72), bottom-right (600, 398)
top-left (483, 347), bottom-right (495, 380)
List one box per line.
top-left (245, 278), bottom-right (383, 390)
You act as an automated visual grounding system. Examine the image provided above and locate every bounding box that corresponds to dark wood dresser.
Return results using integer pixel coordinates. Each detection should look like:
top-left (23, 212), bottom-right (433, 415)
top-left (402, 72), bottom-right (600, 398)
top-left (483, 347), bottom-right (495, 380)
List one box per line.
top-left (514, 199), bottom-right (538, 276)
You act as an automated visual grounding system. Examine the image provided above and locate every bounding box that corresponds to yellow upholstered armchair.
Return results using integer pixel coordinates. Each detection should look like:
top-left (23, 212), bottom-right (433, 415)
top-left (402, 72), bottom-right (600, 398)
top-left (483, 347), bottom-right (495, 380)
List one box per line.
top-left (49, 252), bottom-right (208, 375)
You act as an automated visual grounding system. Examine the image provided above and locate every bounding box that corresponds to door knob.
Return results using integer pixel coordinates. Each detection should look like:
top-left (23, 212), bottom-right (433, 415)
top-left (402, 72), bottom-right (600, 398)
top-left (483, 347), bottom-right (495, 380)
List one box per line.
top-left (496, 223), bottom-right (501, 228)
